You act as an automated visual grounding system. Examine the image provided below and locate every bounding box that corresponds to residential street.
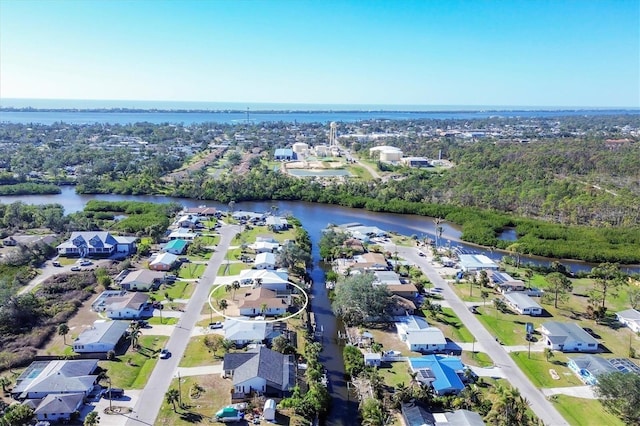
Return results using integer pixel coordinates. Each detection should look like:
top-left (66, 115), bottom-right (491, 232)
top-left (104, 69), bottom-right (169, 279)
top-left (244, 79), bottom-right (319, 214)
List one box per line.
top-left (124, 224), bottom-right (240, 426)
top-left (394, 246), bottom-right (570, 426)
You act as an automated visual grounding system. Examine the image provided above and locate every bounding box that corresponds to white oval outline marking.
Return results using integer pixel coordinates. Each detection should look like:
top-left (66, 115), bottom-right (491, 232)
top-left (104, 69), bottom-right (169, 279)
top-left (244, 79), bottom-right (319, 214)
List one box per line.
top-left (208, 281), bottom-right (309, 324)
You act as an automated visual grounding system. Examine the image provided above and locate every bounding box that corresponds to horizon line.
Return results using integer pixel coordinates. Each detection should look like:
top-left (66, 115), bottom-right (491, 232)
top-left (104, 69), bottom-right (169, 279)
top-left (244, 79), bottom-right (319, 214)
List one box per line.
top-left (1, 97), bottom-right (639, 112)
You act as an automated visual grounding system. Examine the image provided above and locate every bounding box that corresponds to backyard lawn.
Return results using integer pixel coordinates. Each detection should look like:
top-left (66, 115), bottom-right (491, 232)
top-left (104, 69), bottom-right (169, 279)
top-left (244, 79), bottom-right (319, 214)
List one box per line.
top-left (232, 225), bottom-right (296, 245)
top-left (551, 395), bottom-right (624, 426)
top-left (99, 335), bottom-right (168, 389)
top-left (379, 360), bottom-right (412, 388)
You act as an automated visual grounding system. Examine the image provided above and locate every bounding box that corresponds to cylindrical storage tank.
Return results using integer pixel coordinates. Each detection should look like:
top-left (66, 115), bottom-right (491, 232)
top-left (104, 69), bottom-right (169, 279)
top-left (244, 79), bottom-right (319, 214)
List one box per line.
top-left (380, 149), bottom-right (402, 162)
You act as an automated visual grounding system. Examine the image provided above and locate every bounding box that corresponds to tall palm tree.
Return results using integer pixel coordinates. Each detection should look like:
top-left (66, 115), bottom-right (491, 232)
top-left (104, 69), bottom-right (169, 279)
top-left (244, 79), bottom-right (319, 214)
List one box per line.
top-left (260, 303), bottom-right (268, 316)
top-left (165, 388), bottom-right (180, 412)
top-left (218, 299), bottom-right (228, 314)
top-left (231, 281), bottom-right (240, 300)
top-left (58, 323), bottom-right (70, 345)
top-left (487, 384), bottom-right (531, 425)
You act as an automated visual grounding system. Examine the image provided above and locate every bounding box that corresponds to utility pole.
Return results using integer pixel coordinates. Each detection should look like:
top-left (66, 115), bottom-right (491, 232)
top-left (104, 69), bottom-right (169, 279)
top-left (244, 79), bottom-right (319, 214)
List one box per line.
top-left (177, 371), bottom-right (182, 407)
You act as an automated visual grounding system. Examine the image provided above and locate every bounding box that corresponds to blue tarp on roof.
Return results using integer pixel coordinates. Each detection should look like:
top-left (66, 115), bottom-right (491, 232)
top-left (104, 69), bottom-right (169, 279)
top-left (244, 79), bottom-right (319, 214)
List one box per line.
top-left (164, 239), bottom-right (187, 252)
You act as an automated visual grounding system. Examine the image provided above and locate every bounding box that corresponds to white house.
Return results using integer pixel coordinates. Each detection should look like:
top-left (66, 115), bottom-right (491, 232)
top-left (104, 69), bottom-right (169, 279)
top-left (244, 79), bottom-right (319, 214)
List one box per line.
top-left (168, 228), bottom-right (199, 240)
top-left (120, 269), bottom-right (165, 291)
top-left (238, 288), bottom-right (290, 317)
top-left (12, 359), bottom-right (99, 399)
top-left (33, 393), bottom-right (85, 422)
top-left (616, 309), bottom-right (640, 333)
top-left (364, 353), bottom-right (382, 367)
top-left (503, 292), bottom-right (543, 316)
top-left (56, 231), bottom-right (137, 257)
top-left (176, 214), bottom-right (201, 229)
top-left (236, 269), bottom-right (290, 291)
top-left (458, 254), bottom-right (499, 272)
top-left (223, 317), bottom-right (283, 347)
top-left (73, 320), bottom-right (129, 353)
top-left (541, 321), bottom-right (599, 352)
top-left (254, 252), bottom-right (276, 270)
top-left (266, 216), bottom-right (289, 230)
top-left (252, 241), bottom-right (281, 253)
top-left (105, 292), bottom-right (149, 319)
top-left (395, 315), bottom-right (447, 353)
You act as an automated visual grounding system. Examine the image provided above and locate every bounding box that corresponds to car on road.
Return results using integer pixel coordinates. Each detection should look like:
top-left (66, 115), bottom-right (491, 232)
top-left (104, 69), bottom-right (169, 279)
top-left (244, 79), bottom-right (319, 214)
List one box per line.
top-left (79, 260), bottom-right (93, 266)
top-left (159, 348), bottom-right (171, 359)
top-left (469, 305), bottom-right (479, 314)
top-left (418, 251), bottom-right (426, 257)
top-left (52, 261), bottom-right (61, 267)
top-left (209, 321), bottom-right (223, 329)
top-left (70, 266), bottom-right (81, 271)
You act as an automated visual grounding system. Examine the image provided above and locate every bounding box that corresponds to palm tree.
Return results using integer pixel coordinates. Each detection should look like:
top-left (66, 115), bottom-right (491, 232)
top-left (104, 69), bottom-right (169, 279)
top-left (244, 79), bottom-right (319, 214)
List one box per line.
top-left (253, 277), bottom-right (263, 288)
top-left (260, 303), bottom-right (268, 316)
top-left (0, 376), bottom-right (11, 393)
top-left (128, 322), bottom-right (142, 350)
top-left (544, 347), bottom-right (554, 362)
top-left (58, 323), bottom-right (70, 345)
top-left (481, 290), bottom-right (489, 306)
top-left (165, 388), bottom-right (180, 412)
top-left (225, 284), bottom-right (232, 294)
top-left (231, 281), bottom-right (240, 300)
top-left (459, 385), bottom-right (482, 409)
top-left (83, 411), bottom-right (99, 426)
top-left (524, 269), bottom-right (534, 288)
top-left (486, 385), bottom-right (531, 425)
top-left (218, 299), bottom-right (228, 314)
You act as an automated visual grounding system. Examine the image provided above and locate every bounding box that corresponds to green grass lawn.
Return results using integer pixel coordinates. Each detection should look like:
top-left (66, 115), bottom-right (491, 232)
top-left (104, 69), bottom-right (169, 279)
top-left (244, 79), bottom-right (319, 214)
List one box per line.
top-left (551, 395), bottom-right (624, 426)
top-left (461, 350), bottom-right (494, 367)
top-left (475, 305), bottom-right (535, 346)
top-left (231, 225), bottom-right (296, 245)
top-left (427, 308), bottom-right (474, 343)
top-left (151, 280), bottom-right (194, 301)
top-left (199, 234), bottom-right (220, 246)
top-left (178, 263), bottom-right (206, 279)
top-left (379, 360), bottom-right (412, 388)
top-left (449, 280), bottom-right (491, 303)
top-left (99, 335), bottom-right (168, 389)
top-left (156, 375), bottom-right (235, 426)
top-left (510, 351), bottom-right (583, 388)
top-left (179, 336), bottom-right (223, 367)
top-left (225, 247), bottom-right (243, 260)
top-left (217, 262), bottom-right (250, 276)
top-left (147, 316), bottom-right (178, 326)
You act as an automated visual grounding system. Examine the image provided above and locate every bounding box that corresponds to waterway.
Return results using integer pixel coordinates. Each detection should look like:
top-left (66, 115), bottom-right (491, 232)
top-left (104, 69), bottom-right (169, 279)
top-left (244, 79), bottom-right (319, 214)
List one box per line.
top-left (1, 108), bottom-right (637, 125)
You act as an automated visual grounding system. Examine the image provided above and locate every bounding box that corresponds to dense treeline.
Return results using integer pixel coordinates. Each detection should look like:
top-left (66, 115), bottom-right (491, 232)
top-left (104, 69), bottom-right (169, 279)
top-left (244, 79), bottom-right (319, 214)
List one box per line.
top-left (0, 183), bottom-right (61, 195)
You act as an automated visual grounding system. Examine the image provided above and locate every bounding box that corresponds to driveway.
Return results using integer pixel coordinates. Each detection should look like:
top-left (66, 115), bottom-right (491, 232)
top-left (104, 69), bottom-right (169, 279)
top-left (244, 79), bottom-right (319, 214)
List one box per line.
top-left (542, 385), bottom-right (597, 399)
top-left (125, 224), bottom-right (241, 426)
top-left (80, 389), bottom-right (142, 426)
top-left (394, 246), bottom-right (570, 426)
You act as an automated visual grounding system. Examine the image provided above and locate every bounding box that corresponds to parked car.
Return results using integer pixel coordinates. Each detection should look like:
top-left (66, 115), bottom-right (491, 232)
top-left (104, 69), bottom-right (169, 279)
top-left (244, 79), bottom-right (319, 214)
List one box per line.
top-left (52, 261), bottom-right (61, 267)
top-left (79, 260), bottom-right (93, 266)
top-left (159, 349), bottom-right (171, 359)
top-left (209, 322), bottom-right (223, 329)
top-left (70, 266), bottom-right (81, 271)
top-left (136, 320), bottom-right (149, 328)
top-left (102, 388), bottom-right (124, 399)
top-left (469, 305), bottom-right (479, 314)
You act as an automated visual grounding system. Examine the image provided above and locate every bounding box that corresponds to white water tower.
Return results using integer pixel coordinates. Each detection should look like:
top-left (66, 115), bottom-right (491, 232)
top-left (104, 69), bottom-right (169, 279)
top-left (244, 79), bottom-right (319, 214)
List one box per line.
top-left (329, 122), bottom-right (337, 147)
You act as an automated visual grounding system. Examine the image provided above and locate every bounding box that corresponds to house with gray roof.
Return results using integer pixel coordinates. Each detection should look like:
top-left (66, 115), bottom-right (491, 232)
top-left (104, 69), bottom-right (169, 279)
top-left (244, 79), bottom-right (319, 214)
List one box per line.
top-left (223, 317), bottom-right (284, 347)
top-left (56, 231), bottom-right (137, 257)
top-left (616, 308), bottom-right (640, 333)
top-left (503, 292), bottom-right (543, 316)
top-left (541, 321), bottom-right (598, 352)
top-left (120, 269), bottom-right (165, 291)
top-left (33, 392), bottom-right (85, 422)
top-left (568, 354), bottom-right (618, 385)
top-left (396, 315), bottom-right (447, 353)
top-left (73, 320), bottom-right (129, 353)
top-left (104, 292), bottom-right (150, 319)
top-left (223, 346), bottom-right (295, 398)
top-left (12, 359), bottom-right (99, 399)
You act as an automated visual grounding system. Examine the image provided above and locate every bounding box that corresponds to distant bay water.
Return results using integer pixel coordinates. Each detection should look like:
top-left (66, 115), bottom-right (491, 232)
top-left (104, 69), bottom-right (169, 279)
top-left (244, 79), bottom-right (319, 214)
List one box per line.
top-left (1, 98), bottom-right (637, 125)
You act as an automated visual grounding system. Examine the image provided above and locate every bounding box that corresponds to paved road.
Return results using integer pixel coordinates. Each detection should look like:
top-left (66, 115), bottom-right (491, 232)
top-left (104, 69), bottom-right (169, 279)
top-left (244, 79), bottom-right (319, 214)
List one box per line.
top-left (125, 224), bottom-right (240, 426)
top-left (395, 246), bottom-right (570, 426)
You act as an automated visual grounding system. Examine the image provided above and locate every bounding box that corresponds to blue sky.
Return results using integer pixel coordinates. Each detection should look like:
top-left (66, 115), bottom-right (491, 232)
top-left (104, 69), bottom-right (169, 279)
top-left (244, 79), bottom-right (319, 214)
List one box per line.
top-left (1, 0), bottom-right (638, 107)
